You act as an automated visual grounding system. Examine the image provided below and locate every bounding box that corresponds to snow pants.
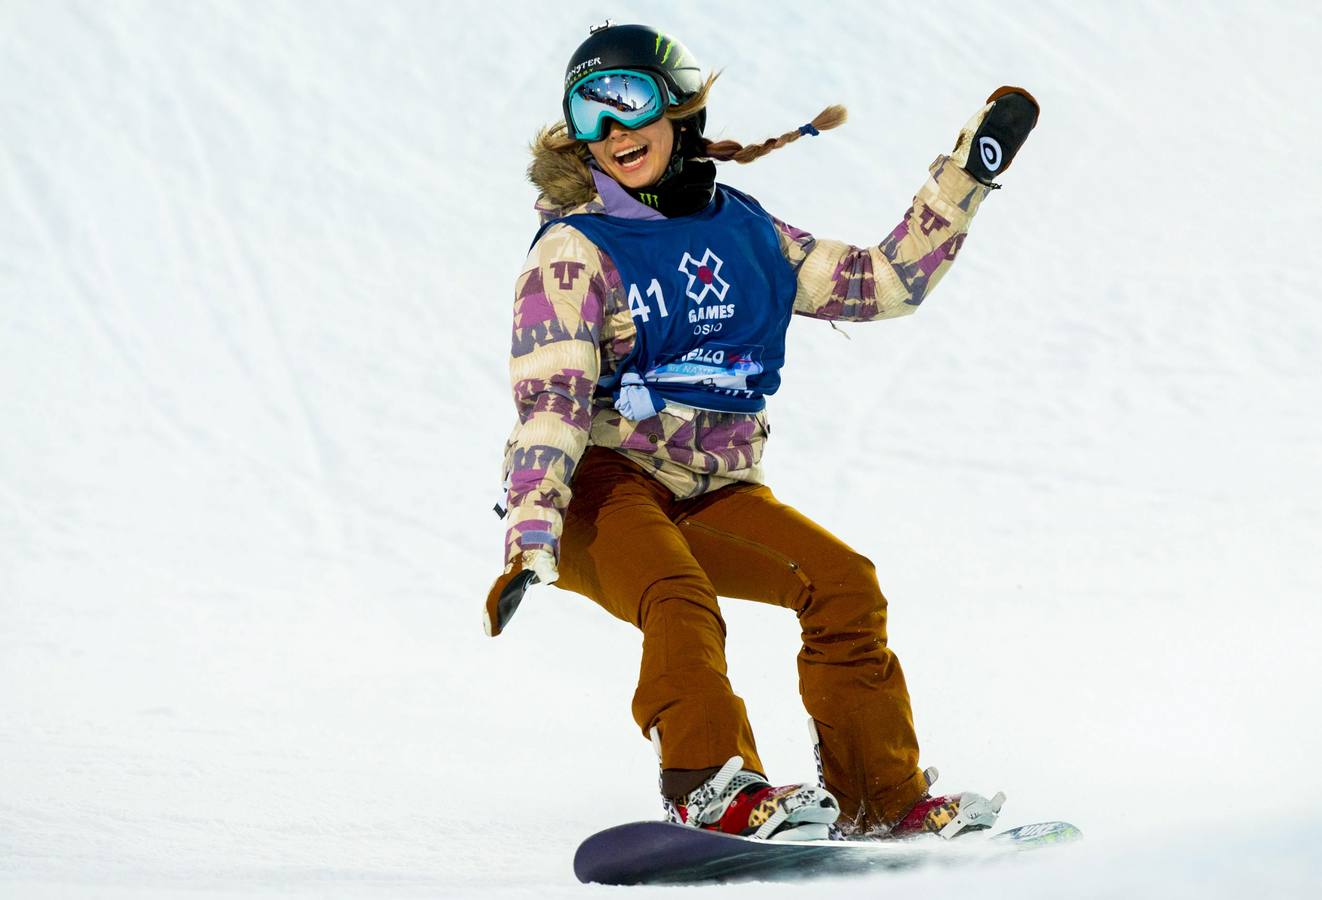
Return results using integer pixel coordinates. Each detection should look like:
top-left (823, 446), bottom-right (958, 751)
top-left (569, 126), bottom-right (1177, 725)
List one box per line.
top-left (555, 447), bottom-right (927, 831)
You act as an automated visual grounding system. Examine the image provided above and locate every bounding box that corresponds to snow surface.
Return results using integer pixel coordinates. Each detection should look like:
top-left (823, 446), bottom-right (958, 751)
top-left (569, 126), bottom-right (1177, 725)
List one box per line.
top-left (3, 0), bottom-right (1321, 896)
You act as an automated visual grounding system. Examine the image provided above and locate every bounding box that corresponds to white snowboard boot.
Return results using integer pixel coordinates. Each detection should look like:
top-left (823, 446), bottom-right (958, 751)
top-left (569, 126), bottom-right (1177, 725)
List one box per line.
top-left (670, 755), bottom-right (841, 841)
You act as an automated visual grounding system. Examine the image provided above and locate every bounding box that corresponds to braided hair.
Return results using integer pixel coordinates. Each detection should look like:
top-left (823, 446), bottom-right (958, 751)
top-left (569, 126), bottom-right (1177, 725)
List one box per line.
top-left (670, 73), bottom-right (848, 163)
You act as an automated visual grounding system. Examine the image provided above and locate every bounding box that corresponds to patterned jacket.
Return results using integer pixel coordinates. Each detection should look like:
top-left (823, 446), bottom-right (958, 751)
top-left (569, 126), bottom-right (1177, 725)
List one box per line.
top-left (502, 153), bottom-right (993, 567)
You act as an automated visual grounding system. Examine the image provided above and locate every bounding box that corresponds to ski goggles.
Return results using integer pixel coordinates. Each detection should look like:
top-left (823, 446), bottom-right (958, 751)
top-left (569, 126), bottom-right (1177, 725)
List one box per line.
top-left (565, 68), bottom-right (674, 142)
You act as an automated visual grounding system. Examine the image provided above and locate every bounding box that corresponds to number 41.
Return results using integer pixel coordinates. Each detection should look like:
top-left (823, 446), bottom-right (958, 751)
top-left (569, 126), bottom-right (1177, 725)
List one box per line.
top-left (627, 279), bottom-right (669, 322)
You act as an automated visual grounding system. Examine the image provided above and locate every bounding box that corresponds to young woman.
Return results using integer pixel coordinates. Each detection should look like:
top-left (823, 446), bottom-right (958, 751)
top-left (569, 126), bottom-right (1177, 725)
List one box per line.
top-left (486, 23), bottom-right (1038, 841)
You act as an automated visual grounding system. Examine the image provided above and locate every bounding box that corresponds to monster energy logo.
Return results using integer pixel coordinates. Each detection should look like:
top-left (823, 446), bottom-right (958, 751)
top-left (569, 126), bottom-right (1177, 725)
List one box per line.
top-left (653, 33), bottom-right (689, 67)
top-left (638, 192), bottom-right (659, 207)
top-left (564, 56), bottom-right (602, 86)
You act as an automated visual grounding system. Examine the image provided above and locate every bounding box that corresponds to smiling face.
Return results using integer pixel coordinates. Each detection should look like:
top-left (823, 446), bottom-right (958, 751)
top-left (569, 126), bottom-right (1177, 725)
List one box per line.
top-left (586, 116), bottom-right (675, 189)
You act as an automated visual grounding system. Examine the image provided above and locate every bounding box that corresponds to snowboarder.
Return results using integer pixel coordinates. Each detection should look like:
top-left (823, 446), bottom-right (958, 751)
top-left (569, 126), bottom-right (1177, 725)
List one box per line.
top-left (486, 22), bottom-right (1038, 841)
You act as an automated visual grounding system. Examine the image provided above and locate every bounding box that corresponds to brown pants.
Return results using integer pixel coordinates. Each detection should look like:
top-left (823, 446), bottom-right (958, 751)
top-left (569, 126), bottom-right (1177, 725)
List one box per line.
top-left (556, 448), bottom-right (927, 830)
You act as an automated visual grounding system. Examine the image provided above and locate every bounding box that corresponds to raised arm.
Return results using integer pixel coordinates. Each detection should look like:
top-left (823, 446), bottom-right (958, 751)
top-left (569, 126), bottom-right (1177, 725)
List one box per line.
top-left (782, 88), bottom-right (1038, 322)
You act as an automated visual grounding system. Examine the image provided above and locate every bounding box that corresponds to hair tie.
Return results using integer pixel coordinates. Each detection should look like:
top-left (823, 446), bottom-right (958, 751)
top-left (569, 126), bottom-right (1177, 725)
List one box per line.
top-left (797, 123), bottom-right (820, 137)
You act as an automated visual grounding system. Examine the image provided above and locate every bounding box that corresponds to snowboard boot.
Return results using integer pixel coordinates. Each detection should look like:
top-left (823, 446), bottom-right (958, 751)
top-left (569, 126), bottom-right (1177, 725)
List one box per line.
top-left (888, 767), bottom-right (1006, 839)
top-left (806, 720), bottom-right (1003, 840)
top-left (672, 755), bottom-right (840, 841)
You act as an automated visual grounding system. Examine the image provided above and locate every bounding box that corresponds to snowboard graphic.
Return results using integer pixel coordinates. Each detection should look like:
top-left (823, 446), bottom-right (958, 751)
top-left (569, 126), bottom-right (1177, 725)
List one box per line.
top-left (573, 819), bottom-right (1082, 885)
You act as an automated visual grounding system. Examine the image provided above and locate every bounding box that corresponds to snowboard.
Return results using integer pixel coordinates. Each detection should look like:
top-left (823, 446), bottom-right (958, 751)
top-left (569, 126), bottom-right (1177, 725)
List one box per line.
top-left (573, 819), bottom-right (1082, 885)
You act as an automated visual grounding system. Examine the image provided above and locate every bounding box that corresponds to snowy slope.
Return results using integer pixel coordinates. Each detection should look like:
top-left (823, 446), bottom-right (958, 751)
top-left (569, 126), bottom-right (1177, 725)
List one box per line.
top-left (2, 0), bottom-right (1320, 895)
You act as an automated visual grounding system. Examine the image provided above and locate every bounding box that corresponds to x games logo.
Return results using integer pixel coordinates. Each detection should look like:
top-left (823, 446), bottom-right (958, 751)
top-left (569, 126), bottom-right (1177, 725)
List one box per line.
top-left (677, 249), bottom-right (729, 305)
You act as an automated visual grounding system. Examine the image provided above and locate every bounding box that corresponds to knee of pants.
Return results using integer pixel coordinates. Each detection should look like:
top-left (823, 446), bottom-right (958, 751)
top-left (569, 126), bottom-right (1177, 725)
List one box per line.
top-left (637, 585), bottom-right (730, 678)
top-left (799, 551), bottom-right (888, 635)
top-left (637, 573), bottom-right (724, 632)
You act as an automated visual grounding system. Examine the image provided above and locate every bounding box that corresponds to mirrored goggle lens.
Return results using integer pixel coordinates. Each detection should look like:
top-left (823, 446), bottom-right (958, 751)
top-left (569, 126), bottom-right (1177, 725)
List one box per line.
top-left (567, 70), bottom-right (667, 141)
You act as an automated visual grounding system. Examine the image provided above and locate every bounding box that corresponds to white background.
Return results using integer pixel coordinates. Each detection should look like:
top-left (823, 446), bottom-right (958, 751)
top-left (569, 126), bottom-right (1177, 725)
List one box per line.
top-left (3, 0), bottom-right (1320, 895)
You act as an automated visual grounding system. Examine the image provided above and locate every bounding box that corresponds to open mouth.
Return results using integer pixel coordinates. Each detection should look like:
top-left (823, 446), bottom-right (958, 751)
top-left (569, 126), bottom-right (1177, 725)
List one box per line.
top-left (613, 145), bottom-right (649, 171)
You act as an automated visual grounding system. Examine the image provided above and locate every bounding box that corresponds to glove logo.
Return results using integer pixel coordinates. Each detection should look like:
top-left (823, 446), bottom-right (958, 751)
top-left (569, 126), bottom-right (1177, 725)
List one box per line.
top-left (978, 136), bottom-right (1003, 172)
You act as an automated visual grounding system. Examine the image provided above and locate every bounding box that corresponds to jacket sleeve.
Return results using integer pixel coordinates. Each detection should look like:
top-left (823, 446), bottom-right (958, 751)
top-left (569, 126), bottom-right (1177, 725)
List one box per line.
top-left (779, 155), bottom-right (995, 321)
top-left (500, 224), bottom-right (606, 567)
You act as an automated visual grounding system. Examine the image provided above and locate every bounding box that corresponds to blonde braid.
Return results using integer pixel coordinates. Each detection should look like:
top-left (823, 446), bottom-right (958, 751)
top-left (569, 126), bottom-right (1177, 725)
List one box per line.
top-left (702, 105), bottom-right (847, 163)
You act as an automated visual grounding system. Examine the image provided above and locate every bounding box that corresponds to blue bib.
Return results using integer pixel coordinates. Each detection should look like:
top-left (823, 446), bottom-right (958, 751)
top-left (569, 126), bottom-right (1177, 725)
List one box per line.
top-left (532, 185), bottom-right (796, 418)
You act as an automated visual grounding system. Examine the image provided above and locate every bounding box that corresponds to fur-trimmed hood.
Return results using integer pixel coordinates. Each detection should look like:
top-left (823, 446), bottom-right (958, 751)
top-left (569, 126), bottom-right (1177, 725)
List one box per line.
top-left (526, 137), bottom-right (716, 224)
top-left (527, 142), bottom-right (598, 217)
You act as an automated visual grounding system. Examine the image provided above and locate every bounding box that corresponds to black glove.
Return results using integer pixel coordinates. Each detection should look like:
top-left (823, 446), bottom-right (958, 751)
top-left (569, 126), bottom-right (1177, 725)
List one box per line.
top-left (483, 548), bottom-right (558, 637)
top-left (484, 567), bottom-right (537, 637)
top-left (953, 86), bottom-right (1040, 185)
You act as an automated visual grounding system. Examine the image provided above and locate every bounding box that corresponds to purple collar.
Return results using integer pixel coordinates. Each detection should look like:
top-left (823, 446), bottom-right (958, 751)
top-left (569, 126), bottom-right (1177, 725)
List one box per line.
top-left (590, 166), bottom-right (667, 221)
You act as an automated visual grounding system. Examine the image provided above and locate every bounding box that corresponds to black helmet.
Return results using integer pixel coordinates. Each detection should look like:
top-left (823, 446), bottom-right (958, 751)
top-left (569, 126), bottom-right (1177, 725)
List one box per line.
top-left (561, 23), bottom-right (707, 138)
